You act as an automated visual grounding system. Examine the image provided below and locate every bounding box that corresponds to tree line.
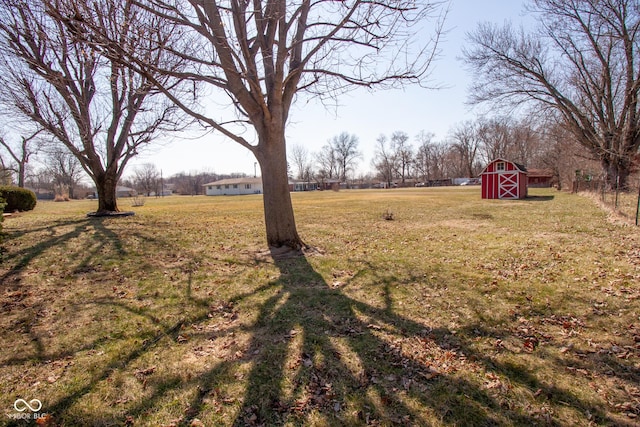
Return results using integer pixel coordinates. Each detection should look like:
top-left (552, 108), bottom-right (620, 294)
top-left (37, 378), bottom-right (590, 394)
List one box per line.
top-left (119, 167), bottom-right (250, 197)
top-left (0, 111), bottom-right (622, 197)
top-left (0, 150), bottom-right (251, 198)
top-left (289, 116), bottom-right (599, 190)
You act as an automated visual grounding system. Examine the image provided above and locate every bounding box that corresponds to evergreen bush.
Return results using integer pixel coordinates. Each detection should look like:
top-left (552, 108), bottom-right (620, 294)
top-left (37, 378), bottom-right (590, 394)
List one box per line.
top-left (0, 186), bottom-right (37, 212)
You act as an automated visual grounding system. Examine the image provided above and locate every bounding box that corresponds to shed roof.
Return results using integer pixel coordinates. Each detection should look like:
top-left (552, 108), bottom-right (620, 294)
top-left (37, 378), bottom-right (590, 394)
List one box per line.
top-left (480, 158), bottom-right (528, 174)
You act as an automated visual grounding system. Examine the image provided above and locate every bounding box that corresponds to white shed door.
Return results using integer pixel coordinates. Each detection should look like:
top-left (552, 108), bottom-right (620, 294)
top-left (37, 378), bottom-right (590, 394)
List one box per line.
top-left (498, 172), bottom-right (519, 199)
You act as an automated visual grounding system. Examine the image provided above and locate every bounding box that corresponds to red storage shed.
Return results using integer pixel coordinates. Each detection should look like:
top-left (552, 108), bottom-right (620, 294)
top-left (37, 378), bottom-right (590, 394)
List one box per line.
top-left (481, 159), bottom-right (528, 199)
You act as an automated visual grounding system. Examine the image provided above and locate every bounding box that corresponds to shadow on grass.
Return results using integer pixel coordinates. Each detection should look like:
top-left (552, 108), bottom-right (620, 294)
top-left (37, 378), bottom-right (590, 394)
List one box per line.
top-left (1, 217), bottom-right (127, 290)
top-left (0, 216), bottom-right (167, 367)
top-left (1, 216), bottom-right (215, 426)
top-left (176, 254), bottom-right (618, 426)
top-left (0, 219), bottom-right (91, 288)
top-left (2, 224), bottom-right (631, 426)
top-left (524, 195), bottom-right (555, 202)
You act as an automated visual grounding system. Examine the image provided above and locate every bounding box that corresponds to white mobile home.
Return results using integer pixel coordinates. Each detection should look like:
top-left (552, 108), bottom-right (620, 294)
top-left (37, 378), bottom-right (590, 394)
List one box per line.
top-left (204, 177), bottom-right (263, 196)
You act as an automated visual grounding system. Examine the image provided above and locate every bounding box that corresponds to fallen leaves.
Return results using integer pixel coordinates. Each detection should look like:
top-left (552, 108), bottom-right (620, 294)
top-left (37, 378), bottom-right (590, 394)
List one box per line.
top-left (483, 372), bottom-right (511, 392)
top-left (134, 366), bottom-right (156, 378)
top-left (208, 301), bottom-right (237, 319)
top-left (35, 414), bottom-right (55, 426)
top-left (134, 366), bottom-right (156, 389)
top-left (614, 401), bottom-right (640, 419)
top-left (523, 337), bottom-right (539, 353)
top-left (565, 366), bottom-right (592, 378)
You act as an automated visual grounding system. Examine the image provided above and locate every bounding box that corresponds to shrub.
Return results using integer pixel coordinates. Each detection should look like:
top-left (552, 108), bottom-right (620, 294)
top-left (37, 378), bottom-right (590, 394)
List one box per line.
top-left (132, 195), bottom-right (145, 207)
top-left (382, 208), bottom-right (394, 221)
top-left (0, 186), bottom-right (37, 212)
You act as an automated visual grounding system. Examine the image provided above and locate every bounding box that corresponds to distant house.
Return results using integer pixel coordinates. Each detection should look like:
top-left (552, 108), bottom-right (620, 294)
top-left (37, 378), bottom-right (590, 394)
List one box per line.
top-left (527, 169), bottom-right (554, 188)
top-left (117, 186), bottom-right (137, 198)
top-left (289, 179), bottom-right (319, 191)
top-left (204, 177), bottom-right (263, 196)
top-left (480, 158), bottom-right (528, 199)
top-left (89, 186), bottom-right (137, 199)
top-left (316, 178), bottom-right (342, 191)
top-left (30, 188), bottom-right (55, 200)
top-left (85, 185), bottom-right (138, 199)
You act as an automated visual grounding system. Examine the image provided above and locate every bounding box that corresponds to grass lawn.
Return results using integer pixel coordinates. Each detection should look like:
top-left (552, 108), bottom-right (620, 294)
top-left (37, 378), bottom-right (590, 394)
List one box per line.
top-left (1, 187), bottom-right (639, 426)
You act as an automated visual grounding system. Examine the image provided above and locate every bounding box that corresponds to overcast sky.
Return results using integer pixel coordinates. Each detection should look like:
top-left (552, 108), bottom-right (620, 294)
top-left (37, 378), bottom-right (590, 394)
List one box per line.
top-left (126, 0), bottom-right (531, 178)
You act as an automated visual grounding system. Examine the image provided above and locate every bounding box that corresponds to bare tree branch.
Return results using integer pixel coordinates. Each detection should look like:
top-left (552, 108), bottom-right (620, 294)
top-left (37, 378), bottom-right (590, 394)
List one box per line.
top-left (0, 0), bottom-right (189, 212)
top-left (464, 0), bottom-right (640, 187)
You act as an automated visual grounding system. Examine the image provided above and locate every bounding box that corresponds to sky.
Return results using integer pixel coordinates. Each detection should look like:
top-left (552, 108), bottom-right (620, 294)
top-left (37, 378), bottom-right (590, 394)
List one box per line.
top-left (126, 0), bottom-right (531, 179)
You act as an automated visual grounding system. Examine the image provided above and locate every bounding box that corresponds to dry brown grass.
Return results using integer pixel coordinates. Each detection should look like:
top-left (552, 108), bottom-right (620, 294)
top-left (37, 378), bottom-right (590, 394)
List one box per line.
top-left (581, 190), bottom-right (640, 226)
top-left (0, 188), bottom-right (639, 426)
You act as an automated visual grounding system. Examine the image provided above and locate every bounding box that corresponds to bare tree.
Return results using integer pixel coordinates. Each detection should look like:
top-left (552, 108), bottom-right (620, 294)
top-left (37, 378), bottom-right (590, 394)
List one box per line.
top-left (0, 130), bottom-right (42, 187)
top-left (24, 168), bottom-right (54, 194)
top-left (476, 118), bottom-right (512, 165)
top-left (289, 144), bottom-right (313, 182)
top-left (431, 143), bottom-right (450, 181)
top-left (372, 134), bottom-right (398, 188)
top-left (133, 163), bottom-right (160, 196)
top-left (83, 0), bottom-right (447, 249)
top-left (475, 116), bottom-right (544, 168)
top-left (0, 0), bottom-right (185, 214)
top-left (538, 119), bottom-right (600, 191)
top-left (464, 0), bottom-right (640, 188)
top-left (0, 157), bottom-right (13, 185)
top-left (510, 119), bottom-right (543, 166)
top-left (330, 132), bottom-right (361, 185)
top-left (46, 149), bottom-right (84, 199)
top-left (315, 143), bottom-right (337, 186)
top-left (414, 131), bottom-right (439, 183)
top-left (390, 131), bottom-right (413, 184)
top-left (176, 171), bottom-right (225, 196)
top-left (449, 121), bottom-right (481, 178)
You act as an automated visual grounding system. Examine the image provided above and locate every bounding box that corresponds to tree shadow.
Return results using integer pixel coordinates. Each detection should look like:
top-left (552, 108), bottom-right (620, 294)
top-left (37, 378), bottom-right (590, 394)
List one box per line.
top-left (176, 253), bottom-right (619, 426)
top-left (2, 220), bottom-right (632, 426)
top-left (1, 217), bottom-right (128, 290)
top-left (524, 195), bottom-right (555, 202)
top-left (1, 217), bottom-right (138, 370)
top-left (1, 219), bottom-right (92, 289)
top-left (1, 216), bottom-right (217, 425)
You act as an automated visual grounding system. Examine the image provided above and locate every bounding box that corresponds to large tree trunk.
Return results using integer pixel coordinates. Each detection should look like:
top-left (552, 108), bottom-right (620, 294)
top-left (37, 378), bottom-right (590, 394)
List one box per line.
top-left (255, 133), bottom-right (305, 250)
top-left (601, 155), bottom-right (632, 190)
top-left (94, 173), bottom-right (119, 213)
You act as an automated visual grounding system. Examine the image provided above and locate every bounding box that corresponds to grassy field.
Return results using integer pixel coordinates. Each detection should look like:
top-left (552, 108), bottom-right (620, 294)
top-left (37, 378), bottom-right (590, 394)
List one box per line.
top-left (1, 187), bottom-right (639, 426)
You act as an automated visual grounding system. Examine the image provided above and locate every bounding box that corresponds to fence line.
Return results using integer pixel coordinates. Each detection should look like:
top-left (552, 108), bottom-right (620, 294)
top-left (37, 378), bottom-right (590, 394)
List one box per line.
top-left (573, 177), bottom-right (640, 225)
